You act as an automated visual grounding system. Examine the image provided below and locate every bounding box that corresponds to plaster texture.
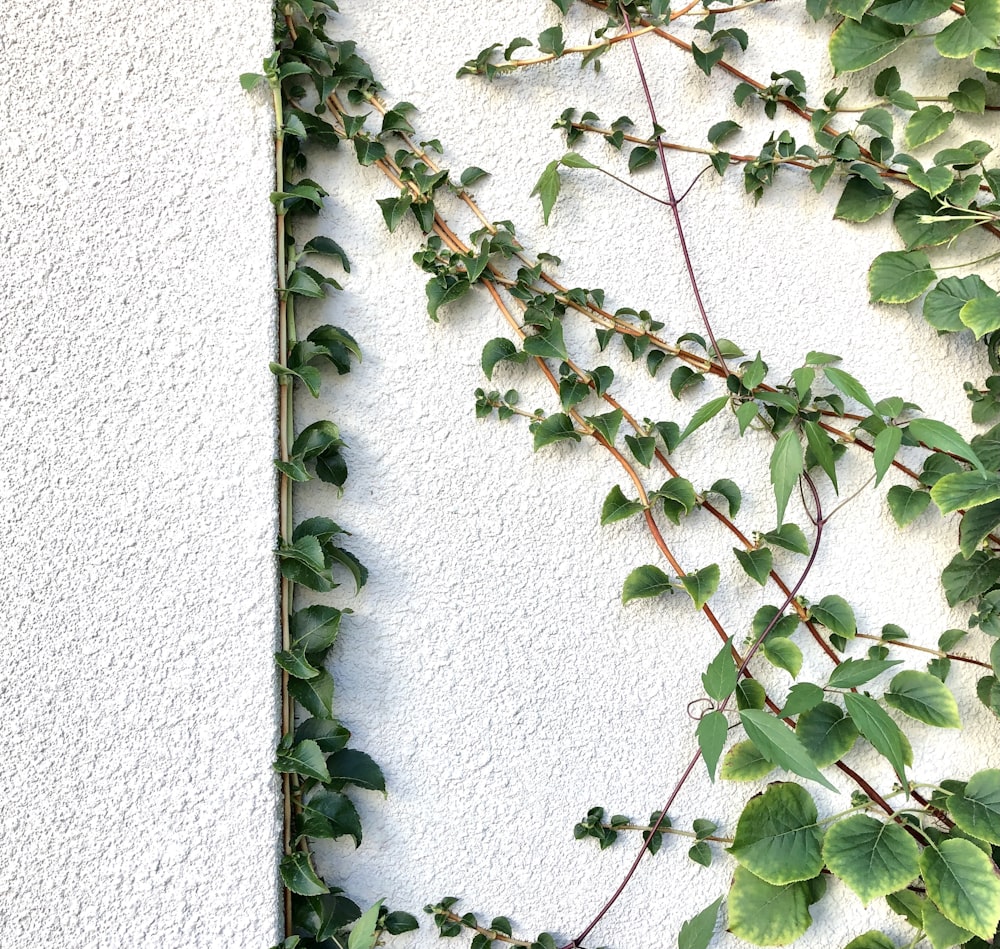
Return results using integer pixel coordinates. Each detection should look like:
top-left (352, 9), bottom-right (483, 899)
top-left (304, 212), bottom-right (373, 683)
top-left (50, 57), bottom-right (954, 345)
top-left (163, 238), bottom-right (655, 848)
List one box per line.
top-left (1, 2), bottom-right (280, 946)
top-left (298, 3), bottom-right (1000, 949)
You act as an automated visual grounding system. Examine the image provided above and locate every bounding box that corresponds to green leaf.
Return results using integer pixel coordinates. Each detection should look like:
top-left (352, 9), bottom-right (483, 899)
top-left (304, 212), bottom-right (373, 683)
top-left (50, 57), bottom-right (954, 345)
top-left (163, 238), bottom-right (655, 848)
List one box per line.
top-left (739, 709), bottom-right (838, 791)
top-left (886, 485), bottom-right (931, 527)
top-left (809, 595), bottom-right (856, 638)
top-left (803, 421), bottom-right (839, 490)
top-left (936, 0), bottom-right (1000, 57)
top-left (764, 523), bottom-right (811, 555)
top-left (871, 0), bottom-right (950, 21)
top-left (532, 160), bottom-right (561, 225)
top-left (909, 418), bottom-right (983, 470)
top-left (533, 413), bottom-right (581, 451)
top-left (377, 194), bottom-right (412, 232)
top-left (961, 294), bottom-right (1000, 340)
top-left (383, 911), bottom-right (420, 936)
top-left (622, 564), bottom-right (674, 604)
top-left (843, 691), bottom-right (909, 785)
top-left (781, 683), bottom-right (825, 717)
top-left (702, 638), bottom-right (738, 702)
top-left (727, 867), bottom-right (825, 946)
top-left (824, 365), bottom-right (879, 415)
top-left (586, 409), bottom-right (622, 445)
top-left (873, 426), bottom-right (902, 486)
top-left (796, 701), bottom-right (859, 767)
top-left (678, 396), bottom-right (730, 445)
top-left (677, 896), bottom-right (724, 949)
top-left (559, 151), bottom-right (598, 169)
top-left (275, 649), bottom-right (320, 679)
top-left (925, 276), bottom-right (998, 333)
top-left (751, 605), bottom-right (800, 642)
top-left (697, 710), bottom-right (728, 781)
top-left (348, 900), bottom-right (383, 949)
top-left (537, 24), bottom-right (565, 55)
top-left (460, 166), bottom-right (490, 187)
top-left (829, 15), bottom-right (906, 73)
top-left (291, 605), bottom-right (343, 654)
top-left (884, 669), bottom-right (961, 727)
top-left (239, 72), bottom-right (264, 91)
top-left (426, 277), bottom-right (471, 322)
top-left (628, 145), bottom-right (657, 173)
top-left (523, 321), bottom-right (569, 360)
top-left (834, 177), bottom-right (895, 223)
top-left (326, 749), bottom-right (386, 793)
top-left (722, 740), bottom-right (775, 781)
top-left (822, 815), bottom-right (920, 905)
top-left (735, 547), bottom-right (773, 586)
top-left (936, 489), bottom-right (1000, 553)
top-left (827, 658), bottom-right (902, 688)
top-left (302, 236), bottom-right (350, 271)
top-left (922, 900), bottom-right (974, 949)
top-left (920, 839), bottom-right (1000, 939)
top-left (843, 932), bottom-right (897, 949)
top-left (681, 564), bottom-right (720, 611)
top-left (905, 106), bottom-right (955, 149)
top-left (896, 191), bottom-right (980, 250)
top-left (868, 251), bottom-right (936, 304)
top-left (729, 783), bottom-right (824, 885)
top-left (950, 78), bottom-right (987, 113)
top-left (624, 434), bottom-right (656, 467)
top-left (295, 718), bottom-right (350, 755)
top-left (304, 790), bottom-right (363, 846)
top-left (280, 852), bottom-right (329, 897)
top-left (708, 120), bottom-right (742, 146)
top-left (949, 770), bottom-right (1000, 844)
top-left (907, 164), bottom-right (954, 197)
top-left (708, 478), bottom-right (742, 516)
top-left (600, 485), bottom-right (645, 525)
top-left (859, 106), bottom-right (894, 136)
top-left (941, 550), bottom-right (1000, 606)
top-left (275, 738), bottom-right (331, 783)
top-left (481, 338), bottom-right (526, 380)
top-left (771, 430), bottom-right (803, 526)
top-left (763, 637), bottom-right (803, 677)
top-left (289, 669), bottom-right (335, 720)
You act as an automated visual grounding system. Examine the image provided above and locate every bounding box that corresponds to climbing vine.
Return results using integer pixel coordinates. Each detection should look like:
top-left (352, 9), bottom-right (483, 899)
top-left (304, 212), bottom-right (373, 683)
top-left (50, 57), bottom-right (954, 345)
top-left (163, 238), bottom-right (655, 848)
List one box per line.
top-left (248, 1), bottom-right (1000, 947)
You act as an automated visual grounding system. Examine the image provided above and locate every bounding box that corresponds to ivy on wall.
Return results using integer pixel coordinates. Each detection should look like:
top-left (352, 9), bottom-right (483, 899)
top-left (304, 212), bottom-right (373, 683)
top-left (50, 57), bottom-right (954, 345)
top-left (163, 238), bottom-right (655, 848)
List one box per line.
top-left (246, 1), bottom-right (1000, 947)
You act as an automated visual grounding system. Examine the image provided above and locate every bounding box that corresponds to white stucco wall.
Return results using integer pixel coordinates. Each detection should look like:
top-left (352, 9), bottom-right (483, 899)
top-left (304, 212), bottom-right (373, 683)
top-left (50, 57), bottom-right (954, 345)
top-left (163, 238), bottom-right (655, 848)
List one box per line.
top-left (3, 2), bottom-right (998, 948)
top-left (303, 3), bottom-right (1000, 949)
top-left (1, 2), bottom-right (280, 946)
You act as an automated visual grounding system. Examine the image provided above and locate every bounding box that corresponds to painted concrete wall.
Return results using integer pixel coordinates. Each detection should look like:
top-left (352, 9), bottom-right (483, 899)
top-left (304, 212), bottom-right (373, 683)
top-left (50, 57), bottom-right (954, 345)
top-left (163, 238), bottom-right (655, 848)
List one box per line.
top-left (4, 2), bottom-right (999, 948)
top-left (305, 3), bottom-right (1000, 949)
top-left (1, 2), bottom-right (280, 946)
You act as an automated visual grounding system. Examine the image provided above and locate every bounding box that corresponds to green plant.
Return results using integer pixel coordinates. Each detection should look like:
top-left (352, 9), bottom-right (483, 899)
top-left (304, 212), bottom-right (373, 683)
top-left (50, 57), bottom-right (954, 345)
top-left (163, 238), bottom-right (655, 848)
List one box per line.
top-left (249, 1), bottom-right (1000, 947)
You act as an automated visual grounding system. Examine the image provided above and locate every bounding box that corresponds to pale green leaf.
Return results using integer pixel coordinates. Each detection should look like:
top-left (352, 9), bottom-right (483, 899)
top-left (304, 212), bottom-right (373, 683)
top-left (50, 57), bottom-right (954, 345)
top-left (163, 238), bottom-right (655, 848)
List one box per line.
top-left (678, 896), bottom-right (724, 949)
top-left (622, 564), bottom-right (674, 604)
top-left (771, 430), bottom-right (804, 526)
top-left (868, 250), bottom-right (936, 304)
top-left (727, 868), bottom-right (825, 946)
top-left (843, 692), bottom-right (909, 785)
top-left (698, 710), bottom-right (728, 782)
top-left (796, 702), bottom-right (859, 767)
top-left (822, 815), bottom-right (919, 905)
top-left (681, 564), bottom-right (721, 610)
top-left (949, 769), bottom-right (1000, 844)
top-left (919, 839), bottom-right (1000, 939)
top-left (885, 670), bottom-right (961, 727)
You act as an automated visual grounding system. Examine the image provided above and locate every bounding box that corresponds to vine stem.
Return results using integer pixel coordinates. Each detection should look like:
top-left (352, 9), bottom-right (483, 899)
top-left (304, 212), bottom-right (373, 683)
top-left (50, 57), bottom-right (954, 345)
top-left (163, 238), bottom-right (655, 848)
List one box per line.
top-left (619, 3), bottom-right (730, 374)
top-left (272, 70), bottom-right (295, 939)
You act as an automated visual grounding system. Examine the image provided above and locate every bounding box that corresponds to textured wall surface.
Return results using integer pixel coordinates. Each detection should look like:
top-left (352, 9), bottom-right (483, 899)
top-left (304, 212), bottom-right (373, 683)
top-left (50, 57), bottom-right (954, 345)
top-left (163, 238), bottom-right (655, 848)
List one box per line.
top-left (0, 2), bottom-right (280, 946)
top-left (302, 3), bottom-right (999, 949)
top-left (3, 2), bottom-right (999, 948)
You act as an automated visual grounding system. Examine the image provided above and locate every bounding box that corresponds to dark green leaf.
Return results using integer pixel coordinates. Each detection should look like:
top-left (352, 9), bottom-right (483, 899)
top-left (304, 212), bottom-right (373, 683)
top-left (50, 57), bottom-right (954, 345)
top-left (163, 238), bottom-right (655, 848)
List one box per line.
top-left (843, 691), bottom-right (909, 786)
top-left (827, 658), bottom-right (902, 688)
top-left (677, 896), bottom-right (723, 949)
top-left (600, 485), bottom-right (645, 525)
top-left (678, 396), bottom-right (730, 445)
top-left (622, 564), bottom-right (674, 604)
top-left (481, 337), bottom-right (526, 380)
top-left (885, 669), bottom-right (961, 727)
top-left (289, 669), bottom-right (335, 720)
top-left (942, 550), bottom-right (1000, 606)
top-left (740, 709), bottom-right (838, 791)
top-left (280, 852), bottom-right (329, 896)
top-left (764, 523), bottom-right (811, 555)
top-left (730, 782), bottom-right (824, 885)
top-left (796, 701), bottom-right (859, 767)
top-left (586, 409), bottom-right (622, 445)
top-left (708, 478), bottom-right (741, 516)
top-left (722, 740), bottom-right (774, 781)
top-left (275, 739), bottom-right (331, 783)
top-left (326, 749), bottom-right (386, 794)
top-left (426, 277), bottom-right (471, 321)
top-left (735, 547), bottom-right (773, 586)
top-left (702, 638), bottom-right (738, 702)
top-left (291, 605), bottom-right (343, 655)
top-left (810, 595), bottom-right (856, 638)
top-left (834, 177), bottom-right (895, 223)
top-left (275, 649), bottom-right (320, 679)
top-left (886, 485), bottom-right (931, 527)
top-left (533, 413), bottom-right (581, 451)
top-left (697, 710), bottom-right (728, 782)
top-left (531, 160), bottom-right (561, 225)
top-left (681, 564), bottom-right (721, 611)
